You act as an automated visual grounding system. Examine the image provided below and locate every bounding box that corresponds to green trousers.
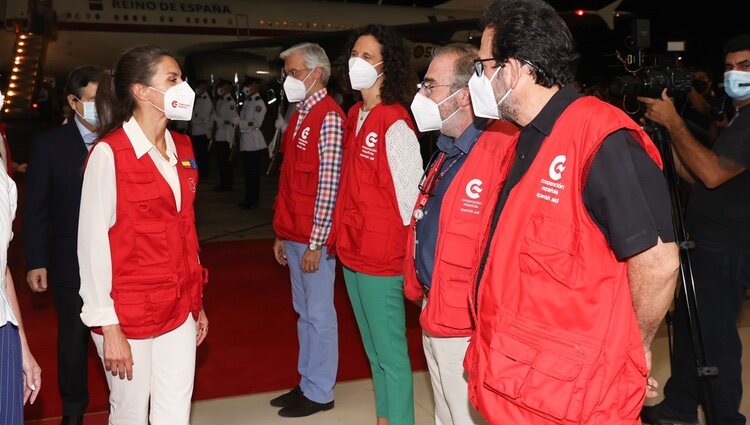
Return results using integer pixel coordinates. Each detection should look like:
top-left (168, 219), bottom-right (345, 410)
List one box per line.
top-left (343, 267), bottom-right (415, 425)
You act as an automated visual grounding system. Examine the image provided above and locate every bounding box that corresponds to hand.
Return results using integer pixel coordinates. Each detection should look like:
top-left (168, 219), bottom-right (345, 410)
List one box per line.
top-left (637, 89), bottom-right (682, 130)
top-left (26, 268), bottom-right (48, 292)
top-left (644, 347), bottom-right (659, 398)
top-left (196, 309), bottom-right (209, 346)
top-left (301, 249), bottom-right (322, 273)
top-left (102, 325), bottom-right (133, 381)
top-left (273, 238), bottom-right (288, 266)
top-left (14, 162), bottom-right (27, 173)
top-left (21, 344), bottom-right (41, 405)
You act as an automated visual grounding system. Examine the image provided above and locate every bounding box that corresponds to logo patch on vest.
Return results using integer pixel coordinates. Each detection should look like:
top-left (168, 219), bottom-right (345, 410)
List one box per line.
top-left (537, 154), bottom-right (567, 204)
top-left (188, 177), bottom-right (196, 193)
top-left (360, 132), bottom-right (378, 161)
top-left (460, 178), bottom-right (483, 215)
top-left (296, 126), bottom-right (311, 151)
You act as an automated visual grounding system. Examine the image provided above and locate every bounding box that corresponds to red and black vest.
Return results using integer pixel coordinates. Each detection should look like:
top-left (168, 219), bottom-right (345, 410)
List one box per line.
top-left (333, 102), bottom-right (415, 276)
top-left (99, 128), bottom-right (206, 339)
top-left (465, 97), bottom-right (662, 424)
top-left (273, 95), bottom-right (344, 245)
top-left (404, 120), bottom-right (519, 337)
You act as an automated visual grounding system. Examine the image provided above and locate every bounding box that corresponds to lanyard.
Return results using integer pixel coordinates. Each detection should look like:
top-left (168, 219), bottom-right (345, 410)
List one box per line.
top-left (413, 152), bottom-right (464, 221)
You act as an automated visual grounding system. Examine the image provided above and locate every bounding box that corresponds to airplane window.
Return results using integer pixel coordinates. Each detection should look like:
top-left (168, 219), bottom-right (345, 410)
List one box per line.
top-left (143, 16), bottom-right (147, 22)
top-left (160, 16), bottom-right (164, 23)
top-left (123, 15), bottom-right (128, 21)
top-left (212, 18), bottom-right (216, 24)
top-left (133, 15), bottom-right (138, 22)
top-left (114, 14), bottom-right (119, 21)
top-left (75, 13), bottom-right (80, 19)
top-left (95, 14), bottom-right (100, 20)
top-left (168, 16), bottom-right (173, 23)
top-left (66, 12), bottom-right (72, 19)
top-left (186, 17), bottom-right (191, 23)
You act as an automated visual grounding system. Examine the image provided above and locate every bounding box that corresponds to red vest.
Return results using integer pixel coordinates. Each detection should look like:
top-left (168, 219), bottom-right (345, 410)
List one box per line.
top-left (99, 128), bottom-right (206, 339)
top-left (273, 95), bottom-right (344, 244)
top-left (465, 97), bottom-right (662, 424)
top-left (334, 102), bottom-right (415, 276)
top-left (404, 120), bottom-right (519, 337)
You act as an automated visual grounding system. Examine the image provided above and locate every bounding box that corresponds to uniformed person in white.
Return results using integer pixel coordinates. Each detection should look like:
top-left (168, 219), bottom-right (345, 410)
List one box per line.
top-left (238, 79), bottom-right (267, 209)
top-left (190, 80), bottom-right (213, 177)
top-left (212, 80), bottom-right (238, 191)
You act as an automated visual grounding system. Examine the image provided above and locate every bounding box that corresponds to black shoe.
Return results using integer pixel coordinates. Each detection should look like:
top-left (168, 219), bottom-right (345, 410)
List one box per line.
top-left (640, 403), bottom-right (699, 425)
top-left (278, 395), bottom-right (334, 417)
top-left (269, 386), bottom-right (302, 408)
top-left (61, 415), bottom-right (84, 425)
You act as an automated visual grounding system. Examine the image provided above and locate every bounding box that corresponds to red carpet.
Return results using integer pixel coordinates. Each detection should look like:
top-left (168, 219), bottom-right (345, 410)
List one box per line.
top-left (15, 238), bottom-right (427, 421)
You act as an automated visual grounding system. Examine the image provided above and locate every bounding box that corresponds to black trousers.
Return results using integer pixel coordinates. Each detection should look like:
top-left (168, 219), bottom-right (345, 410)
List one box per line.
top-left (214, 141), bottom-right (233, 189)
top-left (191, 134), bottom-right (210, 177)
top-left (661, 245), bottom-right (750, 425)
top-left (241, 150), bottom-right (263, 205)
top-left (52, 286), bottom-right (90, 416)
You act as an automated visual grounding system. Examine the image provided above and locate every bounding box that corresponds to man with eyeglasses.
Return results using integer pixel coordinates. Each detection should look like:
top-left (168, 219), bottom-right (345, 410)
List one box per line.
top-left (463, 0), bottom-right (680, 424)
top-left (403, 43), bottom-right (518, 425)
top-left (270, 42), bottom-right (344, 418)
top-left (637, 34), bottom-right (750, 425)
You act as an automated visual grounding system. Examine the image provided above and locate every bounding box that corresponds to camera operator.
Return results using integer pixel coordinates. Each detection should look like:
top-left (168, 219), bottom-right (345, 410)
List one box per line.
top-left (682, 68), bottom-right (718, 137)
top-left (638, 34), bottom-right (750, 425)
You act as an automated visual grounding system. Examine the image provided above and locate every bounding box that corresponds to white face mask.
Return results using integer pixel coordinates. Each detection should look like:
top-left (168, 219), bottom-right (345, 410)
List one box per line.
top-left (348, 57), bottom-right (383, 90)
top-left (410, 90), bottom-right (462, 132)
top-left (75, 96), bottom-right (99, 126)
top-left (468, 67), bottom-right (512, 119)
top-left (283, 71), bottom-right (314, 102)
top-left (148, 80), bottom-right (196, 121)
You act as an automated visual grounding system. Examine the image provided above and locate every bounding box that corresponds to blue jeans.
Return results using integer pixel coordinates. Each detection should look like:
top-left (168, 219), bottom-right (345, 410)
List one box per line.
top-left (662, 245), bottom-right (750, 425)
top-left (284, 241), bottom-right (338, 403)
top-left (0, 323), bottom-right (23, 425)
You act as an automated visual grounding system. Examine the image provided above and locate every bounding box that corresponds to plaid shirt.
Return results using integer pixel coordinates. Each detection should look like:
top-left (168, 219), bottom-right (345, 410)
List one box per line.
top-left (293, 89), bottom-right (344, 247)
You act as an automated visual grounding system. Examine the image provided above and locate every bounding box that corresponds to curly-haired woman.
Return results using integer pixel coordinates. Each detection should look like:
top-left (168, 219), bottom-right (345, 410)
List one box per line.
top-left (333, 24), bottom-right (422, 425)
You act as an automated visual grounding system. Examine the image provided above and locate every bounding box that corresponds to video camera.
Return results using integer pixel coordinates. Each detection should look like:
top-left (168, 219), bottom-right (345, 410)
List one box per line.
top-left (609, 19), bottom-right (692, 99)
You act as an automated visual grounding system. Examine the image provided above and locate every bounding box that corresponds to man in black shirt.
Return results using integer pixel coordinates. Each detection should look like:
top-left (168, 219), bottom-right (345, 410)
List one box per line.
top-left (464, 0), bottom-right (680, 422)
top-left (639, 34), bottom-right (750, 425)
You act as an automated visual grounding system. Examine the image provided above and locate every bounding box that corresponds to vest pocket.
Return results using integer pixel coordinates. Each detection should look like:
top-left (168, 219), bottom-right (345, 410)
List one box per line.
top-left (123, 171), bottom-right (159, 202)
top-left (483, 315), bottom-right (596, 423)
top-left (112, 275), bottom-right (180, 327)
top-left (617, 346), bottom-right (648, 419)
top-left (294, 162), bottom-right (318, 196)
top-left (435, 276), bottom-right (473, 330)
top-left (134, 220), bottom-right (170, 265)
top-left (340, 211), bottom-right (390, 260)
top-left (519, 214), bottom-right (579, 289)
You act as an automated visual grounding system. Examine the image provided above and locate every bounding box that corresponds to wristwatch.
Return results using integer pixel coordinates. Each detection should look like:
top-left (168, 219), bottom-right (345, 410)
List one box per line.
top-left (308, 243), bottom-right (320, 251)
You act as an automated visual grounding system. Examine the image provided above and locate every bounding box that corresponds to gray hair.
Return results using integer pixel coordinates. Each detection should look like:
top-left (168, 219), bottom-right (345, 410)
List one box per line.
top-left (279, 43), bottom-right (332, 84)
top-left (434, 43), bottom-right (478, 89)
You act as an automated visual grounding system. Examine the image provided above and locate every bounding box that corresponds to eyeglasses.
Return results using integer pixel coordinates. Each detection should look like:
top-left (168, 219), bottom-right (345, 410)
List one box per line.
top-left (283, 68), bottom-right (311, 79)
top-left (473, 57), bottom-right (538, 77)
top-left (473, 57), bottom-right (502, 77)
top-left (417, 80), bottom-right (452, 97)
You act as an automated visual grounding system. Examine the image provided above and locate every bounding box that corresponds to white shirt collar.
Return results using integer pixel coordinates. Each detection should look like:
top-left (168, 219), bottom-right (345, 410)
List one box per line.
top-left (73, 115), bottom-right (97, 145)
top-left (122, 117), bottom-right (177, 164)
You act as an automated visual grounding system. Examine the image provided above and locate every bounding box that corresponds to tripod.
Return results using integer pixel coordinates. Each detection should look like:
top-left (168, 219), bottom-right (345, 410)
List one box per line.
top-left (645, 122), bottom-right (718, 425)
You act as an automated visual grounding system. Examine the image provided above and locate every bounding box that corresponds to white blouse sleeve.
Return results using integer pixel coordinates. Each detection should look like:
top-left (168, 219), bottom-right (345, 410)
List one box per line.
top-left (78, 143), bottom-right (119, 327)
top-left (385, 119), bottom-right (423, 226)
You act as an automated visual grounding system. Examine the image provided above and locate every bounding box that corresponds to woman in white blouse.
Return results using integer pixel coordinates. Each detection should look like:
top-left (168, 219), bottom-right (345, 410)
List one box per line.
top-left (333, 24), bottom-right (423, 425)
top-left (79, 46), bottom-right (208, 424)
top-left (0, 157), bottom-right (41, 424)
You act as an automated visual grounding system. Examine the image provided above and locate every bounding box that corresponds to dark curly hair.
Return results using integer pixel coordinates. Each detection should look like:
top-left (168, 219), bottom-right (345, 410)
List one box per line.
top-left (339, 24), bottom-right (417, 106)
top-left (724, 34), bottom-right (750, 57)
top-left (481, 0), bottom-right (578, 88)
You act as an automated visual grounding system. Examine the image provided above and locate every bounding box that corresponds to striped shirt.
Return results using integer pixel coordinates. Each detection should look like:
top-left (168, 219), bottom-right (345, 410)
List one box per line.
top-left (293, 89), bottom-right (344, 248)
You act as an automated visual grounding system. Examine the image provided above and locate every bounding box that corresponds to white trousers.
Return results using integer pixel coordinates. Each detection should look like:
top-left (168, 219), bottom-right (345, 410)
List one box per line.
top-left (92, 314), bottom-right (197, 425)
top-left (422, 331), bottom-right (487, 425)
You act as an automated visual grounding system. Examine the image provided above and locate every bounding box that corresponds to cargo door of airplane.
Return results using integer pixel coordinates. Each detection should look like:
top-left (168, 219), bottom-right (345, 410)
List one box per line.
top-left (236, 14), bottom-right (249, 39)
